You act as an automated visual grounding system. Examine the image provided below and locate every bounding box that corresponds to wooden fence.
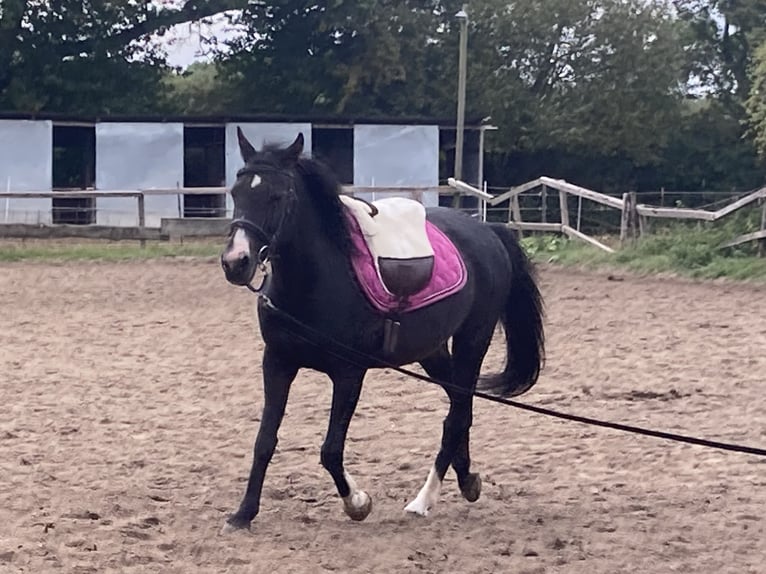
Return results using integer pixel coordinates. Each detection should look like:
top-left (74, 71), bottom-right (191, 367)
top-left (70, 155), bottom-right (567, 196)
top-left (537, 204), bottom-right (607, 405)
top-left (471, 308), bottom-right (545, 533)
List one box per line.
top-left (2, 179), bottom-right (764, 256)
top-left (0, 185), bottom-right (468, 242)
top-left (468, 176), bottom-right (766, 255)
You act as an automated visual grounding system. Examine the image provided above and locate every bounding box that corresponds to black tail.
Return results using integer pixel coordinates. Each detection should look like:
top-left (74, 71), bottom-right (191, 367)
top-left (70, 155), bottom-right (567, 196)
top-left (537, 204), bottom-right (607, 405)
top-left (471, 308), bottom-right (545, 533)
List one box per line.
top-left (478, 224), bottom-right (545, 397)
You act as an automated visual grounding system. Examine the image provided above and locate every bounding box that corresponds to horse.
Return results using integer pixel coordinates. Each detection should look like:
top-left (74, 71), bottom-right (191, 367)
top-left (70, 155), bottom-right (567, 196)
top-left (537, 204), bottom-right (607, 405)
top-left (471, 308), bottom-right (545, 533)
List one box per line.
top-left (219, 129), bottom-right (545, 531)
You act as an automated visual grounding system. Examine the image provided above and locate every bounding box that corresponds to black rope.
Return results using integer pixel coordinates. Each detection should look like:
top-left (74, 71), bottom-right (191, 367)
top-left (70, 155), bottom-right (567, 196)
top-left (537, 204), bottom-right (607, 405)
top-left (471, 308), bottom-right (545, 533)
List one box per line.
top-left (258, 295), bottom-right (766, 458)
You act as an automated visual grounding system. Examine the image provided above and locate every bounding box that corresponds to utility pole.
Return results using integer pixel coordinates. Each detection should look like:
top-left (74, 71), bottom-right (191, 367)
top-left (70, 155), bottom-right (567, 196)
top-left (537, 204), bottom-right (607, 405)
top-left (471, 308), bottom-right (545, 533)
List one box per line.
top-left (452, 6), bottom-right (468, 209)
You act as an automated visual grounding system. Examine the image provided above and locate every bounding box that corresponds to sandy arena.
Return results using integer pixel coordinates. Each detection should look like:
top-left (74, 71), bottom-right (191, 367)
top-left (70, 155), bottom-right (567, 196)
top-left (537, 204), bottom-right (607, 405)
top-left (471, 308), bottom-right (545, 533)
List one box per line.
top-left (1, 258), bottom-right (764, 573)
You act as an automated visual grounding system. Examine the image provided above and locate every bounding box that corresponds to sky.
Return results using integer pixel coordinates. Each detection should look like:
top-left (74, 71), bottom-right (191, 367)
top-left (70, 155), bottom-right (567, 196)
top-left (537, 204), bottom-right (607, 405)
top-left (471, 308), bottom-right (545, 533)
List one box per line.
top-left (151, 2), bottom-right (245, 69)
top-left (160, 19), bottom-right (231, 68)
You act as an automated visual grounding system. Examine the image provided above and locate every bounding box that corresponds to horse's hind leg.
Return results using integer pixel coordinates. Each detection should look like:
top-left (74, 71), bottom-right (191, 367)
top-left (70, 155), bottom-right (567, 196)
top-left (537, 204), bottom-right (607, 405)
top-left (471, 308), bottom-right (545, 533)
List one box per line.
top-left (406, 330), bottom-right (492, 517)
top-left (417, 346), bottom-right (481, 503)
top-left (321, 366), bottom-right (372, 521)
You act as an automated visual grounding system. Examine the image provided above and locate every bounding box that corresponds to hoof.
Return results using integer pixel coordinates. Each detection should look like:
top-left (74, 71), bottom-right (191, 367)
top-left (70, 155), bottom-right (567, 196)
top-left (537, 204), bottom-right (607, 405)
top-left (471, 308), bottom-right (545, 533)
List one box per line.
top-left (404, 498), bottom-right (432, 517)
top-left (221, 513), bottom-right (251, 534)
top-left (343, 491), bottom-right (373, 522)
top-left (460, 473), bottom-right (482, 503)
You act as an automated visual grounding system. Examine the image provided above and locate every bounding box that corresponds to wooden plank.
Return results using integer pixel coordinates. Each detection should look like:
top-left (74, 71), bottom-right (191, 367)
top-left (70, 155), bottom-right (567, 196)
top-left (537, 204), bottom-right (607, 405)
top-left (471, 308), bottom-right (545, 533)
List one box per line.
top-left (344, 187), bottom-right (448, 203)
top-left (160, 217), bottom-right (231, 238)
top-left (712, 186), bottom-right (766, 219)
top-left (446, 178), bottom-right (494, 200)
top-left (559, 191), bottom-right (570, 227)
top-left (562, 225), bottom-right (615, 253)
top-left (0, 185), bottom-right (451, 200)
top-left (143, 187), bottom-right (225, 196)
top-left (506, 222), bottom-right (562, 232)
top-left (489, 178), bottom-right (546, 206)
top-left (636, 204), bottom-right (716, 221)
top-left (0, 224), bottom-right (162, 241)
top-left (540, 177), bottom-right (625, 210)
top-left (0, 191), bottom-right (142, 199)
top-left (719, 230), bottom-right (766, 249)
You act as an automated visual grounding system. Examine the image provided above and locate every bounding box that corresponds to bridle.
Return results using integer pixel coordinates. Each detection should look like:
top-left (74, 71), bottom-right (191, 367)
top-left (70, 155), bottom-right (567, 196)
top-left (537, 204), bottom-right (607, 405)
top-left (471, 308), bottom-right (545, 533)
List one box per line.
top-left (228, 218), bottom-right (273, 293)
top-left (226, 165), bottom-right (296, 293)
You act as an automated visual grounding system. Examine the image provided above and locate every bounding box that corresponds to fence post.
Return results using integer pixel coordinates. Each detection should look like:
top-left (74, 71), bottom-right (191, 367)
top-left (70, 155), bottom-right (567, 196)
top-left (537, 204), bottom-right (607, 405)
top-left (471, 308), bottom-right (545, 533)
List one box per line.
top-left (511, 195), bottom-right (523, 238)
top-left (760, 199), bottom-right (766, 257)
top-left (137, 193), bottom-right (146, 249)
top-left (620, 191), bottom-right (638, 246)
top-left (559, 190), bottom-right (570, 228)
top-left (541, 184), bottom-right (547, 223)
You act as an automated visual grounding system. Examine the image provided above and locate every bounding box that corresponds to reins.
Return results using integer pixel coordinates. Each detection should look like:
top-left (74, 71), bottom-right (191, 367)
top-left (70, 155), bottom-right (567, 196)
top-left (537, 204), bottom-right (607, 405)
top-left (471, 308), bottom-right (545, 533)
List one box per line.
top-left (249, 292), bottom-right (766, 458)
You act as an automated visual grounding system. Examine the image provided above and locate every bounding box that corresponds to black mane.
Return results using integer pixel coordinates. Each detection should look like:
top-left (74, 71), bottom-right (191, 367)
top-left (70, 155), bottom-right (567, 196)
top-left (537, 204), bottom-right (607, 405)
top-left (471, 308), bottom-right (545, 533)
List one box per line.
top-left (294, 155), bottom-right (354, 255)
top-left (250, 141), bottom-right (353, 255)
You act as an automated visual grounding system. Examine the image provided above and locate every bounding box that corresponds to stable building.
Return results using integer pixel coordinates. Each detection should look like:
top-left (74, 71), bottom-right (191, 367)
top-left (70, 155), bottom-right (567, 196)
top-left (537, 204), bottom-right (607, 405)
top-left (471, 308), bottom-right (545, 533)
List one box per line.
top-left (0, 113), bottom-right (493, 227)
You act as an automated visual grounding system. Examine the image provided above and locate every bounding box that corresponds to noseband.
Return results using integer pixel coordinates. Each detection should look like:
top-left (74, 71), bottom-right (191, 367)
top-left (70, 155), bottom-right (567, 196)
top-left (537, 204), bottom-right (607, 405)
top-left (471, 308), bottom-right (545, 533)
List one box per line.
top-left (228, 218), bottom-right (272, 293)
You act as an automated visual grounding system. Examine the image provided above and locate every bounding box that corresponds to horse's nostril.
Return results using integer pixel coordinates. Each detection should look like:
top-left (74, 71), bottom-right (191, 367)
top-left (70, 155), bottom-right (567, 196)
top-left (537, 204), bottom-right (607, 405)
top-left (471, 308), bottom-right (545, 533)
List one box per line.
top-left (240, 254), bottom-right (250, 267)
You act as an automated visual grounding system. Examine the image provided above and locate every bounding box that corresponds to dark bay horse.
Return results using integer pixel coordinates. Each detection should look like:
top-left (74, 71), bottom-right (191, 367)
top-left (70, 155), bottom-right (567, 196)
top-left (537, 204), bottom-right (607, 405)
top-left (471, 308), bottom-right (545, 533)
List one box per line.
top-left (219, 129), bottom-right (545, 531)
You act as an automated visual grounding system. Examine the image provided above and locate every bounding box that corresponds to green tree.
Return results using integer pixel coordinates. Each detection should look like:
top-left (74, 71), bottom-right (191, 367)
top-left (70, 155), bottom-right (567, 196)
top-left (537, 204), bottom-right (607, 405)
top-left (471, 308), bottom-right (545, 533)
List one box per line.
top-left (469, 0), bottom-right (688, 163)
top-left (164, 62), bottom-right (235, 115)
top-left (746, 40), bottom-right (766, 157)
top-left (674, 0), bottom-right (766, 106)
top-left (216, 1), bottom-right (466, 115)
top-left (0, 0), bottom-right (247, 113)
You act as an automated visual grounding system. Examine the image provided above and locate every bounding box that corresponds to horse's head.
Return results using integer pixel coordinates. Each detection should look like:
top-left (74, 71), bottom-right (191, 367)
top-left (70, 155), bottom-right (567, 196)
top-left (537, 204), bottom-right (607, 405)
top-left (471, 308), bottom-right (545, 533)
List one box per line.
top-left (221, 128), bottom-right (304, 286)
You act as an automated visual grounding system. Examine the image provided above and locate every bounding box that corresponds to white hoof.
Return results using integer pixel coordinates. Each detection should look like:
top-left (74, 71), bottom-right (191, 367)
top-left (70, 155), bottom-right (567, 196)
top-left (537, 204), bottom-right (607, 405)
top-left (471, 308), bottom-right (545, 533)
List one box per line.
top-left (404, 466), bottom-right (441, 518)
top-left (404, 498), bottom-right (432, 517)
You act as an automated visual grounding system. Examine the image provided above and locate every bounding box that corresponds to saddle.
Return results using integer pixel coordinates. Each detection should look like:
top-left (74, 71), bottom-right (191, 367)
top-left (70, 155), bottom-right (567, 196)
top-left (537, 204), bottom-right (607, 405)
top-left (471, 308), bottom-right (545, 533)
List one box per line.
top-left (339, 195), bottom-right (435, 298)
top-left (340, 194), bottom-right (468, 356)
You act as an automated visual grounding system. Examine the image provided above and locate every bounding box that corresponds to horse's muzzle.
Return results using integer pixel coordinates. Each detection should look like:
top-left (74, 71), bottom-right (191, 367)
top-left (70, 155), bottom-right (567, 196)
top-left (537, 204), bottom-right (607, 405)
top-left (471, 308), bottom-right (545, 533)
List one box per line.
top-left (221, 252), bottom-right (255, 286)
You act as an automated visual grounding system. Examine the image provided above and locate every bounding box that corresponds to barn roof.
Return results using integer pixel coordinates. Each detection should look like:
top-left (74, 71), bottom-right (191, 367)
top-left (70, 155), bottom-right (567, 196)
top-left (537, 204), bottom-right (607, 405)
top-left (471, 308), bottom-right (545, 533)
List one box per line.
top-left (0, 111), bottom-right (495, 129)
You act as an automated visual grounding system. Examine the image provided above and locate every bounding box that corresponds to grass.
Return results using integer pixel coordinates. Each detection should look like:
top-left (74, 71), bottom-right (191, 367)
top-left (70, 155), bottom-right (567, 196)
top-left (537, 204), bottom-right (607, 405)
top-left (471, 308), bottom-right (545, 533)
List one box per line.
top-left (0, 240), bottom-right (222, 262)
top-left (522, 219), bottom-right (766, 282)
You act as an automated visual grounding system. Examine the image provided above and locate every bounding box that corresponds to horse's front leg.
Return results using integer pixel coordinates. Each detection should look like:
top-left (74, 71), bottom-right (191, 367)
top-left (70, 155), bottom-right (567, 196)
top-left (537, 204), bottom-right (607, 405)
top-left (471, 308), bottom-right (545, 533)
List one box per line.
top-left (223, 347), bottom-right (298, 532)
top-left (322, 366), bottom-right (371, 521)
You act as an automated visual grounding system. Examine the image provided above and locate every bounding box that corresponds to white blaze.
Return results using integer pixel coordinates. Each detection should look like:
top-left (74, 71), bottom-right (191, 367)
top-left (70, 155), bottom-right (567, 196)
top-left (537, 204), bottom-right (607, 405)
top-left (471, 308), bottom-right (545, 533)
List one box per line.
top-left (251, 174), bottom-right (262, 188)
top-left (223, 228), bottom-right (250, 264)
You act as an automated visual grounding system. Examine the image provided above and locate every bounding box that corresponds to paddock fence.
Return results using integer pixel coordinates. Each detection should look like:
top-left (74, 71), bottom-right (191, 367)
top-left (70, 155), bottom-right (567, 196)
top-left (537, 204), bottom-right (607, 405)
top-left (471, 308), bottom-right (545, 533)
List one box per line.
top-left (0, 184), bottom-right (491, 243)
top-left (457, 176), bottom-right (766, 256)
top-left (2, 179), bottom-right (764, 257)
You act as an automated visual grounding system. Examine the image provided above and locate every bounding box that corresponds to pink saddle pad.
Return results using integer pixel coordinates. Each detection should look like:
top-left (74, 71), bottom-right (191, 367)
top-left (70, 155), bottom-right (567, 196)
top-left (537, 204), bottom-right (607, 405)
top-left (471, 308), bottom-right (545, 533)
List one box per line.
top-left (346, 214), bottom-right (467, 314)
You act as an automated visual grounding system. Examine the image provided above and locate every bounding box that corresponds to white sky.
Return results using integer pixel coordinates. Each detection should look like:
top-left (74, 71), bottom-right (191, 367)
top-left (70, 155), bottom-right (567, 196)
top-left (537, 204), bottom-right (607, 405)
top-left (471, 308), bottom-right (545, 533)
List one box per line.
top-left (151, 3), bottom-right (244, 68)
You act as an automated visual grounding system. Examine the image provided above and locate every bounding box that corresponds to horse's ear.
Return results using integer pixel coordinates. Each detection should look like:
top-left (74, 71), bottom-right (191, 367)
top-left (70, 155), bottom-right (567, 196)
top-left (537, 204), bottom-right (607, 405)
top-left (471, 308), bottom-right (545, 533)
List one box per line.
top-left (237, 126), bottom-right (257, 163)
top-left (282, 133), bottom-right (304, 164)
